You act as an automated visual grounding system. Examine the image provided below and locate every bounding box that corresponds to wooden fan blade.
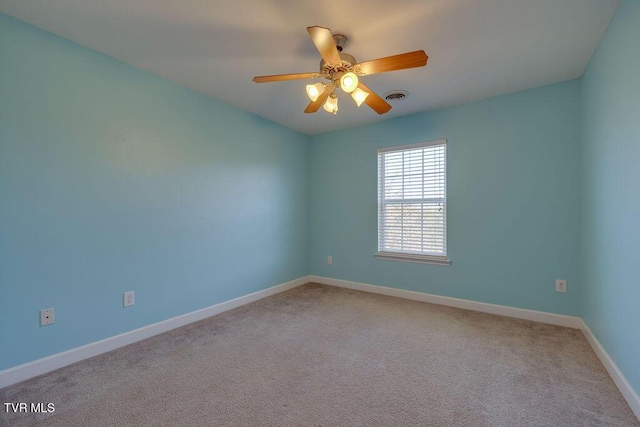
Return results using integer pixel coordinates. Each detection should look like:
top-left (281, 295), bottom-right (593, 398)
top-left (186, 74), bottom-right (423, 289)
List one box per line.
top-left (304, 89), bottom-right (331, 114)
top-left (355, 50), bottom-right (428, 76)
top-left (307, 26), bottom-right (342, 65)
top-left (253, 72), bottom-right (319, 83)
top-left (357, 82), bottom-right (391, 114)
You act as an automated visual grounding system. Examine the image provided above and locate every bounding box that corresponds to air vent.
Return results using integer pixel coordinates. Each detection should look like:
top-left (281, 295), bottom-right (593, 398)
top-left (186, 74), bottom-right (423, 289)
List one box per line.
top-left (384, 90), bottom-right (409, 101)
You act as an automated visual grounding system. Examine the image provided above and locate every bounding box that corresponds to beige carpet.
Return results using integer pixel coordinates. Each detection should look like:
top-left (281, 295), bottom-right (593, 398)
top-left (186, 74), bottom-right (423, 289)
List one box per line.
top-left (1, 283), bottom-right (638, 426)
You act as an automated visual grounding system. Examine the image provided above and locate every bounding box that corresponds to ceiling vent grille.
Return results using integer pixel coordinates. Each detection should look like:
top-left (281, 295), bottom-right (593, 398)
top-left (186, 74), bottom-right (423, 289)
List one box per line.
top-left (384, 90), bottom-right (409, 101)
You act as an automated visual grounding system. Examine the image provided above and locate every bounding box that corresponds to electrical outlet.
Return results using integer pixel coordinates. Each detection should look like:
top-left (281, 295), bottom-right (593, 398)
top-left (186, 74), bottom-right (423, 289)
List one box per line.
top-left (123, 291), bottom-right (135, 307)
top-left (327, 256), bottom-right (333, 265)
top-left (40, 308), bottom-right (54, 326)
top-left (556, 279), bottom-right (567, 293)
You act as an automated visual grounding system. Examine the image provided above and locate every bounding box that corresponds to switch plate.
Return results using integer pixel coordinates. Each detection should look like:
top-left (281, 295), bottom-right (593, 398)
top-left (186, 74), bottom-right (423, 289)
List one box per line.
top-left (327, 256), bottom-right (333, 265)
top-left (556, 279), bottom-right (567, 293)
top-left (40, 308), bottom-right (54, 326)
top-left (123, 291), bottom-right (135, 307)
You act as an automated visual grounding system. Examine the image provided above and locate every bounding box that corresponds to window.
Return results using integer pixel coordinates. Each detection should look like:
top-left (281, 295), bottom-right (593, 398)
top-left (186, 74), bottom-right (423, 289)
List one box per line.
top-left (376, 139), bottom-right (450, 265)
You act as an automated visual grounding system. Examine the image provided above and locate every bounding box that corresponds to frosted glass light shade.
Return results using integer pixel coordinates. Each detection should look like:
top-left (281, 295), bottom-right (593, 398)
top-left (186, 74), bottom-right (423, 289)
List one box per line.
top-left (323, 93), bottom-right (338, 114)
top-left (306, 82), bottom-right (325, 102)
top-left (351, 88), bottom-right (369, 107)
top-left (340, 72), bottom-right (359, 93)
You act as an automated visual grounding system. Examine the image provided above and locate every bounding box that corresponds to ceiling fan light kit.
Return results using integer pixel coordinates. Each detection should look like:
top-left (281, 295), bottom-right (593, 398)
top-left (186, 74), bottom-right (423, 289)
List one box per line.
top-left (253, 26), bottom-right (428, 116)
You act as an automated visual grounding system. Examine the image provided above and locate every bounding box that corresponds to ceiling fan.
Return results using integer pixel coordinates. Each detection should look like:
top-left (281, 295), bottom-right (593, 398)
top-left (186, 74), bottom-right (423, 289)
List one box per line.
top-left (253, 26), bottom-right (428, 115)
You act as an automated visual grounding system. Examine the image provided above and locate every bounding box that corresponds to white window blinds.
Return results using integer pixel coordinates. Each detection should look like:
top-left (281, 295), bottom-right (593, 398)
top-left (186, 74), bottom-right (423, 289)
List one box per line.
top-left (377, 140), bottom-right (448, 263)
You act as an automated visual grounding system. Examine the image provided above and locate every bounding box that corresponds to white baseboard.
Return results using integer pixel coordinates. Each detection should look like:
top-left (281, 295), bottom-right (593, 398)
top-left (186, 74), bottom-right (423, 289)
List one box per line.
top-left (310, 275), bottom-right (639, 420)
top-left (310, 275), bottom-right (583, 329)
top-left (3, 274), bottom-right (638, 422)
top-left (0, 276), bottom-right (311, 389)
top-left (580, 321), bottom-right (640, 420)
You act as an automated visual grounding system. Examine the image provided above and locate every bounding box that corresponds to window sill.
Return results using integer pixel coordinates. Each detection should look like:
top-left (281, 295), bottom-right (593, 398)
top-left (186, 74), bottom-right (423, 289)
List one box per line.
top-left (374, 251), bottom-right (451, 266)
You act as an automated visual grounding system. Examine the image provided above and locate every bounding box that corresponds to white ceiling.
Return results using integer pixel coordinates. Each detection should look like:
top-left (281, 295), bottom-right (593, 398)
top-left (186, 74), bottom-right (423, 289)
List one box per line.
top-left (0, 0), bottom-right (619, 135)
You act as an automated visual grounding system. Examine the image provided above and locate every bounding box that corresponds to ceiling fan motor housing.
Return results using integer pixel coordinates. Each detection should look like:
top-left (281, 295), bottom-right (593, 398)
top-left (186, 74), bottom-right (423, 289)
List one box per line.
top-left (319, 52), bottom-right (357, 81)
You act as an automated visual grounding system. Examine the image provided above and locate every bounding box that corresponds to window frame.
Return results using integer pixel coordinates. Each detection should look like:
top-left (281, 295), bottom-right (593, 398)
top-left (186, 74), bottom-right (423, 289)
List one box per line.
top-left (375, 139), bottom-right (451, 266)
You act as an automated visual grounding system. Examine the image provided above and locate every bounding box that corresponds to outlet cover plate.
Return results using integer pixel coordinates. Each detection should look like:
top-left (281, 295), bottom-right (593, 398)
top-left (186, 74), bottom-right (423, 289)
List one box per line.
top-left (556, 279), bottom-right (567, 293)
top-left (123, 291), bottom-right (135, 307)
top-left (40, 308), bottom-right (55, 326)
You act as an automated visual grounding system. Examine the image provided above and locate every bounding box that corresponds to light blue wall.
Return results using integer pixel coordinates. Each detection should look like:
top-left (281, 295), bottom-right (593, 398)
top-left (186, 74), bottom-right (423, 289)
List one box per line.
top-left (310, 80), bottom-right (582, 316)
top-left (581, 0), bottom-right (640, 394)
top-left (0, 13), bottom-right (309, 370)
top-left (2, 3), bottom-right (637, 397)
